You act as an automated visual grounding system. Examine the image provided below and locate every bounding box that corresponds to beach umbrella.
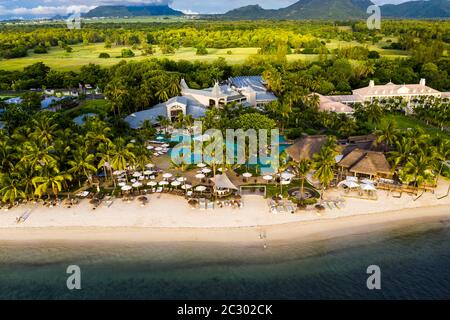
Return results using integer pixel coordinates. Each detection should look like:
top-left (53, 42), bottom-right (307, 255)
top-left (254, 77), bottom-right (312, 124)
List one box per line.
top-left (201, 168), bottom-right (212, 174)
top-left (280, 172), bottom-right (295, 180)
top-left (162, 173), bottom-right (173, 179)
top-left (177, 177), bottom-right (187, 182)
top-left (146, 146), bottom-right (154, 150)
top-left (194, 134), bottom-right (211, 142)
top-left (361, 178), bottom-right (375, 185)
top-left (263, 175), bottom-right (273, 181)
top-left (195, 186), bottom-right (207, 192)
top-left (243, 172), bottom-right (253, 178)
top-left (159, 181), bottom-right (169, 186)
top-left (113, 170), bottom-right (125, 176)
top-left (181, 184), bottom-right (192, 190)
top-left (147, 181), bottom-right (157, 187)
top-left (281, 180), bottom-right (291, 185)
top-left (132, 182), bottom-right (143, 188)
top-left (118, 182), bottom-right (126, 187)
top-left (195, 173), bottom-right (206, 179)
top-left (132, 172), bottom-right (142, 177)
top-left (155, 147), bottom-right (163, 151)
top-left (156, 136), bottom-right (164, 140)
top-left (121, 185), bottom-right (132, 191)
top-left (171, 181), bottom-right (181, 187)
top-left (144, 170), bottom-right (154, 175)
top-left (338, 180), bottom-right (360, 189)
top-left (145, 163), bottom-right (155, 168)
top-left (162, 144), bottom-right (170, 148)
top-left (361, 183), bottom-right (376, 191)
top-left (197, 163), bottom-right (207, 168)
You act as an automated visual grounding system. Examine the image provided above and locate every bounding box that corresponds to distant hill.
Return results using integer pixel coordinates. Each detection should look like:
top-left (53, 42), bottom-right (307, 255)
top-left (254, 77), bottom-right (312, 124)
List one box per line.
top-left (222, 0), bottom-right (375, 20)
top-left (83, 4), bottom-right (184, 18)
top-left (222, 0), bottom-right (450, 20)
top-left (382, 0), bottom-right (450, 19)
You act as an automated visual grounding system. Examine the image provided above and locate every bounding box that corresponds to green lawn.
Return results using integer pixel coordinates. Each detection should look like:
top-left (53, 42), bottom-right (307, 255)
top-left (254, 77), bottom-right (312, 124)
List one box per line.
top-left (382, 114), bottom-right (450, 139)
top-left (63, 99), bottom-right (109, 118)
top-left (0, 40), bottom-right (410, 72)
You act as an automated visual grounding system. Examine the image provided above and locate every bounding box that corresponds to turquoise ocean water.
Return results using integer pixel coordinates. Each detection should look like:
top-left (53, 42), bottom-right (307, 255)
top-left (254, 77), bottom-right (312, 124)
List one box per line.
top-left (1, 220), bottom-right (450, 300)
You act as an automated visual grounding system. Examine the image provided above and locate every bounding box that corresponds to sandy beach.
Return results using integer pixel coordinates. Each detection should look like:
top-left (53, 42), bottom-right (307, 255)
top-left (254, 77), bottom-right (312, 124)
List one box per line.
top-left (0, 179), bottom-right (449, 245)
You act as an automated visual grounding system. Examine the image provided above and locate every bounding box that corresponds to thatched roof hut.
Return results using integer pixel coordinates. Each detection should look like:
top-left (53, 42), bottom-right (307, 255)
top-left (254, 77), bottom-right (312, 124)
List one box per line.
top-left (338, 148), bottom-right (392, 178)
top-left (286, 135), bottom-right (329, 162)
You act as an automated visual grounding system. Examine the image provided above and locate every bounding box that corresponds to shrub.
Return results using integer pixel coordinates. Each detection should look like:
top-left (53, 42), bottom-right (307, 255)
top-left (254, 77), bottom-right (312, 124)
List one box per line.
top-left (368, 50), bottom-right (380, 59)
top-left (121, 49), bottom-right (135, 58)
top-left (196, 45), bottom-right (208, 55)
top-left (99, 52), bottom-right (111, 59)
top-left (33, 45), bottom-right (48, 54)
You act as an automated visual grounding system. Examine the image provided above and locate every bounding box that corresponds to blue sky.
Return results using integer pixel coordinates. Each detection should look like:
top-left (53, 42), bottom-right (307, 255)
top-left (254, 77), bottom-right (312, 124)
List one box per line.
top-left (0, 0), bottom-right (413, 18)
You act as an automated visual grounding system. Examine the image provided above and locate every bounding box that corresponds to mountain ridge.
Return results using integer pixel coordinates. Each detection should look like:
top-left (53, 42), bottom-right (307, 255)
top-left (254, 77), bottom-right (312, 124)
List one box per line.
top-left (221, 0), bottom-right (450, 20)
top-left (82, 4), bottom-right (184, 18)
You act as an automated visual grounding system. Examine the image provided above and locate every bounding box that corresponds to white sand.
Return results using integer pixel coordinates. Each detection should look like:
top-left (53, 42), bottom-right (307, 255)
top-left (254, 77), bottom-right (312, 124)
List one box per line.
top-left (0, 180), bottom-right (449, 244)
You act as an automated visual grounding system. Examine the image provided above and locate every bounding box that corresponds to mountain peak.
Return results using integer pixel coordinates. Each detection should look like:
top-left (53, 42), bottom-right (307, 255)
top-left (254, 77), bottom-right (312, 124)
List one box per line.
top-left (83, 4), bottom-right (184, 18)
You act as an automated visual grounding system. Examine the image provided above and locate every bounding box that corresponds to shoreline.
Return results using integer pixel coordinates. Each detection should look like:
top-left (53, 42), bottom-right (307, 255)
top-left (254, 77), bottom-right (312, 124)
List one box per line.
top-left (1, 204), bottom-right (449, 246)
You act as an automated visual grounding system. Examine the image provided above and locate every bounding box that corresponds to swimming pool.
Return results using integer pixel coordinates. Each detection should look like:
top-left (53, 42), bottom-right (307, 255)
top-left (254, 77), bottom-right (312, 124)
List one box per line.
top-left (167, 133), bottom-right (292, 173)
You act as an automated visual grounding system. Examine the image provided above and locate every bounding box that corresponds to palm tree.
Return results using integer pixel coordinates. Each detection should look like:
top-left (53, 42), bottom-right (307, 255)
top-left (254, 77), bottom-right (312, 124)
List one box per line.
top-left (291, 159), bottom-right (311, 199)
top-left (0, 173), bottom-right (26, 206)
top-left (375, 120), bottom-right (399, 152)
top-left (0, 139), bottom-right (14, 171)
top-left (19, 141), bottom-right (57, 172)
top-left (32, 171), bottom-right (72, 199)
top-left (97, 140), bottom-right (115, 184)
top-left (68, 148), bottom-right (97, 186)
top-left (399, 153), bottom-right (434, 188)
top-left (156, 116), bottom-right (170, 134)
top-left (29, 114), bottom-right (59, 146)
top-left (110, 138), bottom-right (136, 171)
top-left (104, 78), bottom-right (128, 118)
top-left (365, 102), bottom-right (383, 129)
top-left (313, 142), bottom-right (337, 200)
top-left (388, 136), bottom-right (415, 170)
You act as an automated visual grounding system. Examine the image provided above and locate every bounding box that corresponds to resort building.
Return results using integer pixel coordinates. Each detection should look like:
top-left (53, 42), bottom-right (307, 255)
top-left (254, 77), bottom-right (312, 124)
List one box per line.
top-left (315, 94), bottom-right (355, 114)
top-left (324, 79), bottom-right (445, 106)
top-left (125, 96), bottom-right (207, 129)
top-left (228, 76), bottom-right (277, 108)
top-left (125, 76), bottom-right (277, 128)
top-left (337, 148), bottom-right (392, 179)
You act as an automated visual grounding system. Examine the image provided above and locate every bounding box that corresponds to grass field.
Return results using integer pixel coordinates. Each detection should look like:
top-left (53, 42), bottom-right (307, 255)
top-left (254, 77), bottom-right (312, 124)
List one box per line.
top-left (63, 99), bottom-right (110, 118)
top-left (382, 114), bottom-right (450, 139)
top-left (0, 39), bottom-right (410, 72)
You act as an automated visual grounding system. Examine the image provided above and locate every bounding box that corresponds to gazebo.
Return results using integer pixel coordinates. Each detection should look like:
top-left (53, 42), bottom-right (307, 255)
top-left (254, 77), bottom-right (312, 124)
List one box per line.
top-left (210, 173), bottom-right (238, 197)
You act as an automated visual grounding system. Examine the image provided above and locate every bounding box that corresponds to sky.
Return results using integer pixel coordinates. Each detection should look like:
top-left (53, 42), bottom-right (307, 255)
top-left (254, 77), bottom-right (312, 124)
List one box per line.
top-left (0, 0), bottom-right (415, 18)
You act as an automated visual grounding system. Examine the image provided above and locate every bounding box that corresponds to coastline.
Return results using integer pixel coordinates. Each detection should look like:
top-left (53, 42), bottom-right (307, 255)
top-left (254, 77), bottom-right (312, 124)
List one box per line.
top-left (1, 204), bottom-right (449, 246)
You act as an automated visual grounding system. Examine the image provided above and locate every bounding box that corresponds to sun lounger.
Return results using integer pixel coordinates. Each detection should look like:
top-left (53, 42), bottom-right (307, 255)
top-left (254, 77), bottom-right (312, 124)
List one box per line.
top-left (286, 204), bottom-right (295, 214)
top-left (16, 209), bottom-right (31, 223)
top-left (199, 199), bottom-right (206, 210)
top-left (207, 201), bottom-right (214, 210)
